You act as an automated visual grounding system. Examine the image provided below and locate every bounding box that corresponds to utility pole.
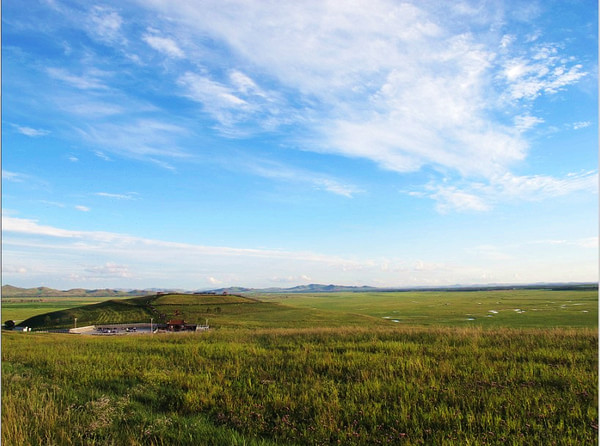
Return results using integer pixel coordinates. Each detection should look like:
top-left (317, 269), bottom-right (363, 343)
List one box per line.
top-left (74, 317), bottom-right (77, 329)
top-left (150, 318), bottom-right (153, 334)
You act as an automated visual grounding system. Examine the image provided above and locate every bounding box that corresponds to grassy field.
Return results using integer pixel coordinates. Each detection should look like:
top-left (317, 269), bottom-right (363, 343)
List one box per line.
top-left (2, 327), bottom-right (597, 445)
top-left (2, 289), bottom-right (598, 445)
top-left (259, 289), bottom-right (598, 328)
top-left (10, 289), bottom-right (598, 330)
top-left (13, 293), bottom-right (389, 330)
top-left (1, 296), bottom-right (131, 325)
top-left (261, 290), bottom-right (598, 327)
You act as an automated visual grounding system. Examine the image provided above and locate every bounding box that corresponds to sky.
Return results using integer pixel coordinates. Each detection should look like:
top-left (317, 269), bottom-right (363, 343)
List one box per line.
top-left (2, 0), bottom-right (598, 290)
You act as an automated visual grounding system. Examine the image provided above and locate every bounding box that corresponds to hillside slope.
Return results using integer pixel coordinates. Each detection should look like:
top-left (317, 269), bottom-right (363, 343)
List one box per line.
top-left (17, 293), bottom-right (385, 330)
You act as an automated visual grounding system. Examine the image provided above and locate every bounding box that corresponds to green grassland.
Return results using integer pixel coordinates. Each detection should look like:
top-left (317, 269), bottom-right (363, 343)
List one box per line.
top-left (259, 289), bottom-right (598, 328)
top-left (11, 289), bottom-right (598, 330)
top-left (1, 296), bottom-right (133, 325)
top-left (2, 289), bottom-right (598, 445)
top-left (2, 327), bottom-right (597, 445)
top-left (13, 293), bottom-right (389, 330)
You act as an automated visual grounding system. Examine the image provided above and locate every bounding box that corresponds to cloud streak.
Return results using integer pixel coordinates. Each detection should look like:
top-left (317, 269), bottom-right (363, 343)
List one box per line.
top-left (143, 32), bottom-right (185, 58)
top-left (3, 216), bottom-right (596, 288)
top-left (11, 124), bottom-right (50, 137)
top-left (140, 0), bottom-right (588, 183)
top-left (12, 1), bottom-right (592, 210)
top-left (418, 170), bottom-right (598, 213)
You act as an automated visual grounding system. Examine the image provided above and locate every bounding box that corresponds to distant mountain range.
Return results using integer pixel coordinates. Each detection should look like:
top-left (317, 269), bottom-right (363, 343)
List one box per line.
top-left (210, 282), bottom-right (598, 294)
top-left (2, 282), bottom-right (596, 298)
top-left (1, 285), bottom-right (148, 298)
top-left (208, 284), bottom-right (379, 294)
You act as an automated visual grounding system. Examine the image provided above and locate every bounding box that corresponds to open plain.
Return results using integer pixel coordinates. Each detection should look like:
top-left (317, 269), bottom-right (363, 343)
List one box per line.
top-left (2, 288), bottom-right (598, 445)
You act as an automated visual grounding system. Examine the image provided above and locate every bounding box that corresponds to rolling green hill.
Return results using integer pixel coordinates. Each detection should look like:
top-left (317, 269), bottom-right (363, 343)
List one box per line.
top-left (18, 299), bottom-right (155, 329)
top-left (16, 293), bottom-right (385, 330)
top-left (15, 289), bottom-right (598, 331)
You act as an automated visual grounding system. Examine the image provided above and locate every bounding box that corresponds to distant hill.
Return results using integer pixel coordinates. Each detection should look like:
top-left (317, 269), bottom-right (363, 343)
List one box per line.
top-left (206, 282), bottom-right (598, 294)
top-left (1, 285), bottom-right (149, 298)
top-left (17, 292), bottom-right (268, 330)
top-left (268, 284), bottom-right (378, 293)
top-left (206, 283), bottom-right (389, 294)
top-left (4, 282), bottom-right (597, 299)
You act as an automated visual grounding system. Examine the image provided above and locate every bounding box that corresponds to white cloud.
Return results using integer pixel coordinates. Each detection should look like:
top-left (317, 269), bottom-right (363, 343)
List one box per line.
top-left (1, 216), bottom-right (351, 263)
top-left (94, 151), bottom-right (112, 161)
top-left (143, 33), bottom-right (185, 58)
top-left (12, 124), bottom-right (50, 137)
top-left (47, 67), bottom-right (108, 90)
top-left (3, 216), bottom-right (92, 239)
top-left (530, 237), bottom-right (598, 249)
top-left (243, 159), bottom-right (362, 198)
top-left (572, 121), bottom-right (591, 130)
top-left (269, 275), bottom-right (312, 285)
top-left (1, 217), bottom-right (375, 287)
top-left (500, 43), bottom-right (587, 101)
top-left (3, 170), bottom-right (28, 182)
top-left (22, 1), bottom-right (591, 205)
top-left (428, 185), bottom-right (491, 213)
top-left (61, 101), bottom-right (126, 117)
top-left (493, 171), bottom-right (598, 198)
top-left (142, 0), bottom-right (587, 180)
top-left (207, 276), bottom-right (222, 285)
top-left (179, 71), bottom-right (248, 109)
top-left (87, 6), bottom-right (124, 44)
top-left (40, 201), bottom-right (66, 208)
top-left (416, 170), bottom-right (598, 213)
top-left (3, 265), bottom-right (28, 274)
top-left (177, 70), bottom-right (285, 133)
top-left (78, 119), bottom-right (190, 162)
top-left (314, 179), bottom-right (361, 198)
top-left (514, 114), bottom-right (544, 131)
top-left (82, 262), bottom-right (132, 279)
top-left (95, 192), bottom-right (138, 200)
top-left (576, 237), bottom-right (599, 249)
top-left (75, 205), bottom-right (91, 212)
top-left (3, 216), bottom-right (596, 287)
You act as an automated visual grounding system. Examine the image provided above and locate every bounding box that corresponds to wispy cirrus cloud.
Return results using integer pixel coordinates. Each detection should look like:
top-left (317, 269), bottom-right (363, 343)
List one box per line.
top-left (142, 1), bottom-right (585, 178)
top-left (77, 262), bottom-right (133, 280)
top-left (77, 119), bottom-right (190, 164)
top-left (1, 216), bottom-right (366, 267)
top-left (415, 170), bottom-right (598, 213)
top-left (177, 70), bottom-right (287, 134)
top-left (3, 216), bottom-right (595, 287)
top-left (47, 67), bottom-right (109, 90)
top-left (3, 170), bottom-right (48, 189)
top-left (3, 170), bottom-right (29, 182)
top-left (5, 0), bottom-right (595, 221)
top-left (11, 124), bottom-right (50, 137)
top-left (95, 192), bottom-right (138, 200)
top-left (143, 31), bottom-right (185, 59)
top-left (242, 158), bottom-right (362, 198)
top-left (86, 5), bottom-right (124, 44)
top-left (528, 237), bottom-right (598, 249)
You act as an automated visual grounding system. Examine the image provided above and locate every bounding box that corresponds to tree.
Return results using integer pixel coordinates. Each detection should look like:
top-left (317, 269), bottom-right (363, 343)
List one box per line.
top-left (4, 320), bottom-right (15, 330)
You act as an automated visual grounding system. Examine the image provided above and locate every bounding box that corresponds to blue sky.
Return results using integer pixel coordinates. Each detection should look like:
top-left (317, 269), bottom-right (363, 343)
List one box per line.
top-left (2, 0), bottom-right (597, 290)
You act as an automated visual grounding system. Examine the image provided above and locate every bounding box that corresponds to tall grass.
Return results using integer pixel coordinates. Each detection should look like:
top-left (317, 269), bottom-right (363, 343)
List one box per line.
top-left (3, 326), bottom-right (597, 445)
